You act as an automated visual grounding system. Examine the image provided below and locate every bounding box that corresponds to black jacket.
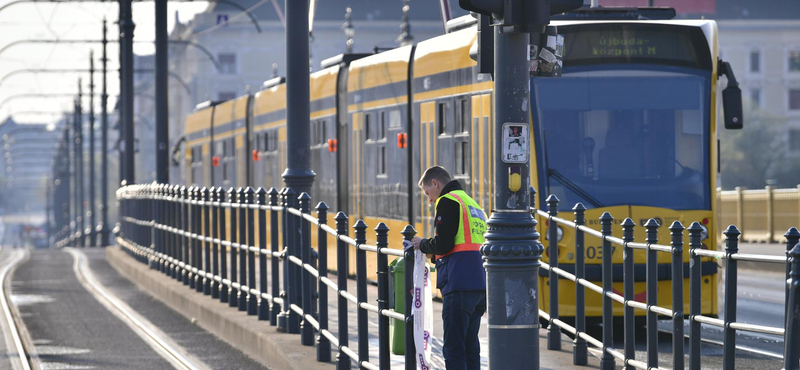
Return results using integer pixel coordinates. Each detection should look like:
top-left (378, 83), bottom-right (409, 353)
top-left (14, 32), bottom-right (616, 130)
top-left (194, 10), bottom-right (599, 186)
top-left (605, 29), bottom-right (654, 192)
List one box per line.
top-left (419, 180), bottom-right (462, 256)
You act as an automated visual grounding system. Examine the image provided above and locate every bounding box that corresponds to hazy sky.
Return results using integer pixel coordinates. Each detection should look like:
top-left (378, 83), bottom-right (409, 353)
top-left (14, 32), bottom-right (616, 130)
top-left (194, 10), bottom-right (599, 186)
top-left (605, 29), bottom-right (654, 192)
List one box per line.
top-left (0, 0), bottom-right (209, 125)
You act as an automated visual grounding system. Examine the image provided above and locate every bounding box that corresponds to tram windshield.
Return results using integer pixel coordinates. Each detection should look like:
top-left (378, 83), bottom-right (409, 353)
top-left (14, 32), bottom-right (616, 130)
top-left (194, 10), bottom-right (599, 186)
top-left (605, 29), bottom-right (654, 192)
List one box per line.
top-left (532, 68), bottom-right (711, 211)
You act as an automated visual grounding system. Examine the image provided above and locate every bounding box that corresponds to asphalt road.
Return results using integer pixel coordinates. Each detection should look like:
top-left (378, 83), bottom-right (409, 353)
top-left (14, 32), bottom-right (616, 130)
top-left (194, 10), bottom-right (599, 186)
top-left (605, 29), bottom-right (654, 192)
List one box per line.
top-left (5, 248), bottom-right (270, 370)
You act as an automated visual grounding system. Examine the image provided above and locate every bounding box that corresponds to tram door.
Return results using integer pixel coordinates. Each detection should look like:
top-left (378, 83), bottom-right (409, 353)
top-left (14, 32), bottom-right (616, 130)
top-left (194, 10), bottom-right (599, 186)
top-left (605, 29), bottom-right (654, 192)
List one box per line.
top-left (471, 93), bottom-right (493, 213)
top-left (419, 102), bottom-right (436, 238)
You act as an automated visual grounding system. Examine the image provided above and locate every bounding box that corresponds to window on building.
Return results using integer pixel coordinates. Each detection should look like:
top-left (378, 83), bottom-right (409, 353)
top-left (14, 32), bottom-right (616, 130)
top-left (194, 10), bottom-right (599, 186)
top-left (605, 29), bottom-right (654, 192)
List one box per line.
top-left (790, 89), bottom-right (800, 111)
top-left (750, 88), bottom-right (761, 108)
top-left (750, 50), bottom-right (760, 73)
top-left (218, 91), bottom-right (236, 101)
top-left (219, 53), bottom-right (237, 74)
top-left (378, 146), bottom-right (386, 175)
top-left (790, 51), bottom-right (800, 72)
top-left (790, 129), bottom-right (800, 152)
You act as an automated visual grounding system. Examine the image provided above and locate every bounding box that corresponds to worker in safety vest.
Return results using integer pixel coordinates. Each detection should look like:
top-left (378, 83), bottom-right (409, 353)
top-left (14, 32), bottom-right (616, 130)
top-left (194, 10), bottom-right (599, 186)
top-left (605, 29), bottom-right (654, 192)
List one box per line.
top-left (412, 165), bottom-right (486, 370)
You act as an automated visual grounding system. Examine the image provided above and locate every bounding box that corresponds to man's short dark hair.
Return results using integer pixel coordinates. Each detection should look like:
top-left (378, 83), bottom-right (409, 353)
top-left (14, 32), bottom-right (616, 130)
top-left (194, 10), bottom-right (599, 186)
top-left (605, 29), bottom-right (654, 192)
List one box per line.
top-left (418, 166), bottom-right (451, 187)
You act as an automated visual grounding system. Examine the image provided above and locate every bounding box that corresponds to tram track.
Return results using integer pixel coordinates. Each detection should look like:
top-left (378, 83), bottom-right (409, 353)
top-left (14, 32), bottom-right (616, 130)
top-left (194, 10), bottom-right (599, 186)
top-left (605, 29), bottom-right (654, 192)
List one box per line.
top-left (0, 249), bottom-right (34, 370)
top-left (64, 248), bottom-right (207, 370)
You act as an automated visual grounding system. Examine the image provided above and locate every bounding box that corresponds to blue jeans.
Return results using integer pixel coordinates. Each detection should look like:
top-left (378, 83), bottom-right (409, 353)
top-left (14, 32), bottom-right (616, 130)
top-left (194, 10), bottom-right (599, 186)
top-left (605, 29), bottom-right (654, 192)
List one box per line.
top-left (442, 290), bottom-right (486, 370)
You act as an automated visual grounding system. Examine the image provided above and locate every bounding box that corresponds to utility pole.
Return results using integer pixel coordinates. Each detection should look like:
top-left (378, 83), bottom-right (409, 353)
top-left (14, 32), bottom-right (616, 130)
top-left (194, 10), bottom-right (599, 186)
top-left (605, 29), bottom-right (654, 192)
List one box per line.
top-left (155, 0), bottom-right (168, 183)
top-left (76, 80), bottom-right (85, 247)
top-left (457, 0), bottom-right (581, 369)
top-left (100, 19), bottom-right (110, 247)
top-left (88, 51), bottom-right (96, 247)
top-left (280, 0), bottom-right (315, 337)
top-left (120, 0), bottom-right (135, 185)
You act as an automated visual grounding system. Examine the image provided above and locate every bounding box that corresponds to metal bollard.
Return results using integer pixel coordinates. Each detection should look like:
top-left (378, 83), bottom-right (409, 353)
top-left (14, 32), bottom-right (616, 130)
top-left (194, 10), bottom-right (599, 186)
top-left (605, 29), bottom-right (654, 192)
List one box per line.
top-left (546, 194), bottom-right (560, 351)
top-left (316, 201), bottom-right (331, 361)
top-left (195, 187), bottom-right (206, 292)
top-left (228, 187), bottom-right (239, 307)
top-left (238, 188), bottom-right (249, 310)
top-left (269, 188), bottom-right (281, 325)
top-left (722, 225), bottom-right (741, 370)
top-left (688, 222), bottom-right (704, 370)
top-left (354, 220), bottom-right (369, 367)
top-left (644, 218), bottom-right (659, 369)
top-left (784, 243), bottom-right (800, 370)
top-left (211, 187), bottom-right (220, 298)
top-left (669, 221), bottom-right (685, 370)
top-left (219, 187), bottom-right (229, 303)
top-left (600, 212), bottom-right (615, 370)
top-left (375, 222), bottom-right (390, 369)
top-left (299, 192), bottom-right (314, 344)
top-left (247, 187), bottom-right (257, 315)
top-left (621, 217), bottom-right (636, 370)
top-left (335, 212), bottom-right (351, 370)
top-left (573, 204), bottom-right (588, 365)
top-left (202, 187), bottom-right (211, 295)
top-left (401, 225), bottom-right (416, 370)
top-left (257, 188), bottom-right (269, 320)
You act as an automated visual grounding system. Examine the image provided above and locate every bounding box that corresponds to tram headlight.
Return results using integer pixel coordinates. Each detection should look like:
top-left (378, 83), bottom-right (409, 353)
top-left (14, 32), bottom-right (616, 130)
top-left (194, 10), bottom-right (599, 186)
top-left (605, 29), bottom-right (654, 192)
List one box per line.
top-left (545, 226), bottom-right (564, 242)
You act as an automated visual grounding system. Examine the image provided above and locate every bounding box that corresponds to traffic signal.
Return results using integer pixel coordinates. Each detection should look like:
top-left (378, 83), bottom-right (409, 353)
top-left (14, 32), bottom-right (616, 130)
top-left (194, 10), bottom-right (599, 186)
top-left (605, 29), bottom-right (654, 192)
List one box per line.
top-left (459, 0), bottom-right (583, 32)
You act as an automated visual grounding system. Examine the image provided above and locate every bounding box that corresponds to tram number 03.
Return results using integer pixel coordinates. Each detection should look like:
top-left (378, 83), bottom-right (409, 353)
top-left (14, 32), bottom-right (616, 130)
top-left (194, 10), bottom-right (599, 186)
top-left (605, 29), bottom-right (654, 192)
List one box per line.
top-left (585, 246), bottom-right (616, 259)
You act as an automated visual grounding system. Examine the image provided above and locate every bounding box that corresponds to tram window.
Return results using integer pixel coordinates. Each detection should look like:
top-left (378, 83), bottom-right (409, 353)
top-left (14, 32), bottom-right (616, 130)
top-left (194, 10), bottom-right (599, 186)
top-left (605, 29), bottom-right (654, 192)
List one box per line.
top-left (364, 114), bottom-right (371, 141)
top-left (455, 141), bottom-right (468, 175)
top-left (456, 99), bottom-right (468, 133)
top-left (320, 121), bottom-right (327, 145)
top-left (380, 112), bottom-right (386, 139)
top-left (378, 146), bottom-right (386, 175)
top-left (438, 103), bottom-right (447, 135)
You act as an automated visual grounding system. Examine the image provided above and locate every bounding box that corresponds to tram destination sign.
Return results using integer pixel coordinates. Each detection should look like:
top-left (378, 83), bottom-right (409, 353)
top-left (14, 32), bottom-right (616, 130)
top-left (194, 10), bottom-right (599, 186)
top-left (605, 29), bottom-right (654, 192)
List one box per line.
top-left (560, 24), bottom-right (711, 69)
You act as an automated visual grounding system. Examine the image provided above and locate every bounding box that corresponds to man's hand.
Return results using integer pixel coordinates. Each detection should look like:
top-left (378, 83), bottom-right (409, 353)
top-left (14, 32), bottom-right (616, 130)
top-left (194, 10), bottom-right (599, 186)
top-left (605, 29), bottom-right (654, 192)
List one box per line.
top-left (411, 236), bottom-right (423, 250)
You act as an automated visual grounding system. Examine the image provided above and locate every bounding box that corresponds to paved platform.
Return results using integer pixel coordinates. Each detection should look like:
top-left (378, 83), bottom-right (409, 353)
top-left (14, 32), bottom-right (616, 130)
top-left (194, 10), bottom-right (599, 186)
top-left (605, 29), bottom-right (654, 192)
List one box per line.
top-left (106, 246), bottom-right (602, 369)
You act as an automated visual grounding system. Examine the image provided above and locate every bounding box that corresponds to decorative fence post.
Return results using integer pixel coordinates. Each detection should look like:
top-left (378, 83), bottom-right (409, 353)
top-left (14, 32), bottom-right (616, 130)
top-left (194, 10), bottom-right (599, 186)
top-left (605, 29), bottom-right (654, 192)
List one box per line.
top-left (195, 187), bottom-right (205, 293)
top-left (573, 203), bottom-right (588, 365)
top-left (218, 187), bottom-right (229, 303)
top-left (645, 218), bottom-right (659, 369)
top-left (546, 195), bottom-right (560, 351)
top-left (247, 187), bottom-right (257, 316)
top-left (228, 187), bottom-right (239, 308)
top-left (600, 212), bottom-right (615, 370)
top-left (335, 211), bottom-right (350, 370)
top-left (669, 221), bottom-right (685, 370)
top-left (269, 188), bottom-right (281, 325)
top-left (188, 186), bottom-right (197, 290)
top-left (688, 222), bottom-right (704, 370)
top-left (181, 186), bottom-right (190, 285)
top-left (211, 187), bottom-right (220, 299)
top-left (354, 219), bottom-right (369, 367)
top-left (375, 222), bottom-right (390, 369)
top-left (401, 225), bottom-right (416, 370)
top-left (785, 228), bottom-right (800, 325)
top-left (169, 185), bottom-right (178, 279)
top-left (299, 192), bottom-right (314, 345)
top-left (316, 201), bottom-right (331, 361)
top-left (785, 244), bottom-right (800, 370)
top-left (202, 187), bottom-right (211, 295)
top-left (621, 217), bottom-right (636, 370)
top-left (257, 188), bottom-right (269, 320)
top-left (723, 225), bottom-right (741, 370)
top-left (238, 187), bottom-right (249, 310)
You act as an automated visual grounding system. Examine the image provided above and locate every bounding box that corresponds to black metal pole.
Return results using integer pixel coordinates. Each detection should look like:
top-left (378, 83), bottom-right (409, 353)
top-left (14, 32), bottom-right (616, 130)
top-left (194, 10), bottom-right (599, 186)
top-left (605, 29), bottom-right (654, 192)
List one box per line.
top-left (480, 24), bottom-right (542, 370)
top-left (155, 0), bottom-right (168, 184)
top-left (120, 0), bottom-right (135, 184)
top-left (100, 19), bottom-right (109, 246)
top-left (281, 0), bottom-right (315, 195)
top-left (89, 51), bottom-right (96, 247)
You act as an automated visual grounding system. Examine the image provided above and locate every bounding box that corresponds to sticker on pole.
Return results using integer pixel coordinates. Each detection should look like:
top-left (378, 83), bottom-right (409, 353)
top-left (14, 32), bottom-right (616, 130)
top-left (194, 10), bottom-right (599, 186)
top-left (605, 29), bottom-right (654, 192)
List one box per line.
top-left (413, 250), bottom-right (433, 369)
top-left (501, 123), bottom-right (528, 163)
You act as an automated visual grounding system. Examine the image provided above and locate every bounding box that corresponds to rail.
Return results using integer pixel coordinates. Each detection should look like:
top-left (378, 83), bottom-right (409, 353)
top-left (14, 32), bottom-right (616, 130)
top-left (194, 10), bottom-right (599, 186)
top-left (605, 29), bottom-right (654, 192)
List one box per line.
top-left (112, 183), bottom-right (419, 370)
top-left (536, 194), bottom-right (800, 370)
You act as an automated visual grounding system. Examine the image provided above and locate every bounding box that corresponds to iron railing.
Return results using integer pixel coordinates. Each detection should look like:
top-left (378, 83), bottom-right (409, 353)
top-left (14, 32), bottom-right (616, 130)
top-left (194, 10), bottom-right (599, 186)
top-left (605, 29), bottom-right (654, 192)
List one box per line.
top-left (114, 183), bottom-right (419, 370)
top-left (536, 194), bottom-right (800, 370)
